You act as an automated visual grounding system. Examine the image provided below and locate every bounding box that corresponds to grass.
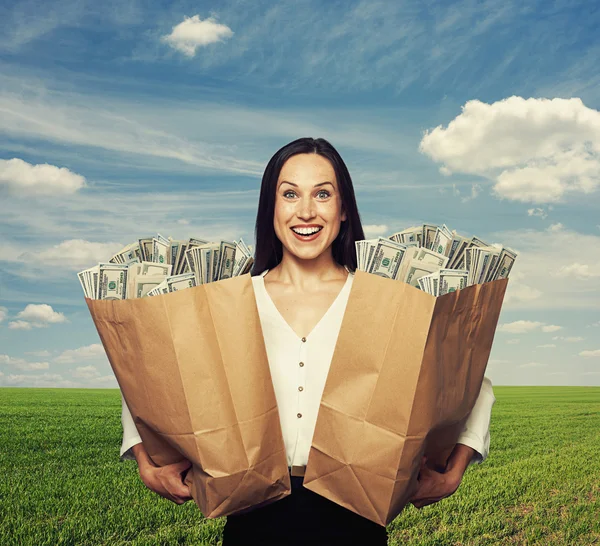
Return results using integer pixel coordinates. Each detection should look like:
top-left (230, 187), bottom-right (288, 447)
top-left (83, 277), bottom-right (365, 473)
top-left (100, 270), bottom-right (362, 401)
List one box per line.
top-left (0, 386), bottom-right (598, 545)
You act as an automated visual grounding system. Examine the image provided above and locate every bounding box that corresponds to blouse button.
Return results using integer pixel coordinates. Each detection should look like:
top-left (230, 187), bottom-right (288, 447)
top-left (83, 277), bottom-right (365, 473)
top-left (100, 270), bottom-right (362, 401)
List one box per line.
top-left (298, 386), bottom-right (303, 392)
top-left (297, 413), bottom-right (302, 418)
top-left (299, 362), bottom-right (304, 367)
top-left (301, 337), bottom-right (306, 342)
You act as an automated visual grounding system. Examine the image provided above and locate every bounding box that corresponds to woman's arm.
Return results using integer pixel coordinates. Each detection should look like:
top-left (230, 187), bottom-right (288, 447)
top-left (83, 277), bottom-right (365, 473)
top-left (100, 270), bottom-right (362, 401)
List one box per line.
top-left (120, 390), bottom-right (193, 504)
top-left (409, 375), bottom-right (496, 508)
top-left (120, 390), bottom-right (143, 460)
top-left (455, 375), bottom-right (496, 466)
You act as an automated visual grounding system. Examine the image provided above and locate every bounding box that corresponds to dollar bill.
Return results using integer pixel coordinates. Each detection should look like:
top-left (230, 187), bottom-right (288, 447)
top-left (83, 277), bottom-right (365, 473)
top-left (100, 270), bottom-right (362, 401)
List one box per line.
top-left (98, 264), bottom-right (128, 300)
top-left (166, 272), bottom-right (196, 292)
top-left (490, 247), bottom-right (517, 280)
top-left (217, 241), bottom-right (237, 280)
top-left (431, 224), bottom-right (453, 256)
top-left (135, 274), bottom-right (167, 298)
top-left (439, 269), bottom-right (468, 295)
top-left (405, 261), bottom-right (439, 287)
top-left (366, 238), bottom-right (406, 279)
top-left (152, 237), bottom-right (169, 265)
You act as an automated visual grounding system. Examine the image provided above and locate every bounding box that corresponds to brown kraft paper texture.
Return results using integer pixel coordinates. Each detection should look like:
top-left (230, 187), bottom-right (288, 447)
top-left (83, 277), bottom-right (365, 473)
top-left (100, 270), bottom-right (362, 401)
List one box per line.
top-left (86, 274), bottom-right (291, 518)
top-left (86, 270), bottom-right (507, 525)
top-left (302, 270), bottom-right (508, 526)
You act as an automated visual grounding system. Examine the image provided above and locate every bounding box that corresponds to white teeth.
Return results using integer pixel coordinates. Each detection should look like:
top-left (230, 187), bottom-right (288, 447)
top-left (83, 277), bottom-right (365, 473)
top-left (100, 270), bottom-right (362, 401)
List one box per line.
top-left (292, 227), bottom-right (322, 236)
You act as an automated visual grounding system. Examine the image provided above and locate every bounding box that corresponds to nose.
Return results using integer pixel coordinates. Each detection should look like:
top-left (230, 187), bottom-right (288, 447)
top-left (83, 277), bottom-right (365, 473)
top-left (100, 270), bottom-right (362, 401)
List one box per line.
top-left (297, 195), bottom-right (316, 220)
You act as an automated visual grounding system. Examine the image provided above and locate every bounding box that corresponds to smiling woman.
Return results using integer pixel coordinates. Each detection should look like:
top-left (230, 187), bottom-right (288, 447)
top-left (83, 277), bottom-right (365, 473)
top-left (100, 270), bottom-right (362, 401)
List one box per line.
top-left (252, 138), bottom-right (364, 275)
top-left (121, 137), bottom-right (495, 546)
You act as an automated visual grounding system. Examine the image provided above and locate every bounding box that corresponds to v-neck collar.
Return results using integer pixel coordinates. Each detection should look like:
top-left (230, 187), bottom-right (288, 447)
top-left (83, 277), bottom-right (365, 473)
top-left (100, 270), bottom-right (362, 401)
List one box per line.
top-left (256, 268), bottom-right (353, 342)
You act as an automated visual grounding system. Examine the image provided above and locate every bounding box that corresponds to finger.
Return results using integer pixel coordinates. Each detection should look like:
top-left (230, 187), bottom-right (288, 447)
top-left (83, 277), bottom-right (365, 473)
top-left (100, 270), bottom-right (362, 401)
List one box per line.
top-left (174, 459), bottom-right (192, 472)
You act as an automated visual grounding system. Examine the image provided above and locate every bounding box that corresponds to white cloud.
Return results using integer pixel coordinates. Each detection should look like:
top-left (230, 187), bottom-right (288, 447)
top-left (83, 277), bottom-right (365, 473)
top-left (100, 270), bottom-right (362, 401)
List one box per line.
top-left (588, 321), bottom-right (600, 328)
top-left (498, 320), bottom-right (559, 334)
top-left (548, 223), bottom-right (563, 233)
top-left (73, 365), bottom-right (99, 379)
top-left (554, 262), bottom-right (600, 279)
top-left (527, 207), bottom-right (548, 219)
top-left (519, 361), bottom-right (547, 368)
top-left (0, 158), bottom-right (85, 196)
top-left (363, 224), bottom-right (389, 237)
top-left (579, 349), bottom-right (600, 357)
top-left (498, 320), bottom-right (542, 334)
top-left (162, 15), bottom-right (233, 57)
top-left (461, 183), bottom-right (481, 203)
top-left (177, 218), bottom-right (190, 225)
top-left (2, 372), bottom-right (78, 388)
top-left (0, 306), bottom-right (7, 323)
top-left (0, 354), bottom-right (50, 371)
top-left (24, 239), bottom-right (122, 271)
top-left (537, 344), bottom-right (556, 348)
top-left (17, 303), bottom-right (67, 324)
top-left (88, 374), bottom-right (117, 384)
top-left (8, 320), bottom-right (32, 330)
top-left (503, 282), bottom-right (542, 306)
top-left (506, 338), bottom-right (520, 344)
top-left (552, 336), bottom-right (584, 342)
top-left (420, 96), bottom-right (600, 204)
top-left (490, 223), bottom-right (600, 310)
top-left (11, 304), bottom-right (68, 330)
top-left (53, 344), bottom-right (107, 365)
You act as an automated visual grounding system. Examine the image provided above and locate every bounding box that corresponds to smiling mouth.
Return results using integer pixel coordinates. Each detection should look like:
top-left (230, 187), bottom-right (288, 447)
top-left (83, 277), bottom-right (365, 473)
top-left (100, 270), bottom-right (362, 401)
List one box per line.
top-left (290, 226), bottom-right (323, 236)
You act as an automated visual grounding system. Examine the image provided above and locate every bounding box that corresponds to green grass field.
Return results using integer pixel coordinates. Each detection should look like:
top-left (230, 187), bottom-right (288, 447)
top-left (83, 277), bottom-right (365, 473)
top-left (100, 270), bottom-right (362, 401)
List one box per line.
top-left (1, 386), bottom-right (598, 545)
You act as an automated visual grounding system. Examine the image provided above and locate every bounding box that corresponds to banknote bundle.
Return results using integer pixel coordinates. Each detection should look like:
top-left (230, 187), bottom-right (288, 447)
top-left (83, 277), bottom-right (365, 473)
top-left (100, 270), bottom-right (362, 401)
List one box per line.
top-left (356, 223), bottom-right (517, 296)
top-left (78, 233), bottom-right (254, 300)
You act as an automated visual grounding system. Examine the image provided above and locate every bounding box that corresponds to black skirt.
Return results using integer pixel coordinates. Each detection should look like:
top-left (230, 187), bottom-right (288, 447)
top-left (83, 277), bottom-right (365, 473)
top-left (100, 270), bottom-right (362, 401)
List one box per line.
top-left (222, 476), bottom-right (389, 546)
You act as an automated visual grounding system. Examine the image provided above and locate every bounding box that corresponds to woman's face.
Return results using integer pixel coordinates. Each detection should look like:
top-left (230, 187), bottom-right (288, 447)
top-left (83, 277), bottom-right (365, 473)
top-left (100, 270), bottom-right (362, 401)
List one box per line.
top-left (274, 153), bottom-right (347, 263)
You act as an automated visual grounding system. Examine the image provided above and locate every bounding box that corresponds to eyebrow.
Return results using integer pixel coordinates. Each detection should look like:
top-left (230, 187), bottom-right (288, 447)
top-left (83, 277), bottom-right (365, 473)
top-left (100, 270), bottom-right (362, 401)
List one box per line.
top-left (278, 181), bottom-right (335, 189)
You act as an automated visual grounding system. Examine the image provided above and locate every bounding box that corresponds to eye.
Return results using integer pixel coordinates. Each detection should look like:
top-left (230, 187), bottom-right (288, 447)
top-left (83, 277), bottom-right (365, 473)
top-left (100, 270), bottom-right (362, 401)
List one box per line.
top-left (316, 190), bottom-right (331, 198)
top-left (282, 190), bottom-right (296, 198)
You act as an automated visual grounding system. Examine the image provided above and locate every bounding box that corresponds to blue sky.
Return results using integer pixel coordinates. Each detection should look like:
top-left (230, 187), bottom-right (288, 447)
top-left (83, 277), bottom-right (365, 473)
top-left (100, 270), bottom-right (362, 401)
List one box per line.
top-left (1, 0), bottom-right (599, 388)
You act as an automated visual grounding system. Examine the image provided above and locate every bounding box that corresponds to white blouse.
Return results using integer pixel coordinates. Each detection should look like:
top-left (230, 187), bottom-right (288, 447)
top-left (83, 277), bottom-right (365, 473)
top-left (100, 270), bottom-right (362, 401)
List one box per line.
top-left (120, 269), bottom-right (496, 467)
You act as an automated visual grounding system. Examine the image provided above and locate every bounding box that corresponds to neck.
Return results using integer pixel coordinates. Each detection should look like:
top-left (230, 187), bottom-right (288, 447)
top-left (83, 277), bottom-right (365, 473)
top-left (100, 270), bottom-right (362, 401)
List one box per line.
top-left (268, 249), bottom-right (347, 288)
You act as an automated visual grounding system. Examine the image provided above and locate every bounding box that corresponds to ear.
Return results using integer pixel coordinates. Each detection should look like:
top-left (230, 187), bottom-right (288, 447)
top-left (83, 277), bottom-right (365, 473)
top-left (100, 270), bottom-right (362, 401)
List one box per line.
top-left (341, 208), bottom-right (347, 222)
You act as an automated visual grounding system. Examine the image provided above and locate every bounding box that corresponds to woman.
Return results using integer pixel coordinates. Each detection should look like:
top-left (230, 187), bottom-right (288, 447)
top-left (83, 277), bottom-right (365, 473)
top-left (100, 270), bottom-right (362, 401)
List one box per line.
top-left (120, 137), bottom-right (496, 545)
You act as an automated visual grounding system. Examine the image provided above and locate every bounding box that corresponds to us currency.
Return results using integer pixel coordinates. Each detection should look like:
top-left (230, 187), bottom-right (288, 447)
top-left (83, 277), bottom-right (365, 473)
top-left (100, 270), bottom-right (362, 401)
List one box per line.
top-left (232, 238), bottom-right (254, 276)
top-left (135, 274), bottom-right (167, 298)
top-left (355, 223), bottom-right (518, 295)
top-left (167, 272), bottom-right (196, 291)
top-left (109, 242), bottom-right (141, 265)
top-left (422, 223), bottom-right (438, 250)
top-left (78, 266), bottom-right (100, 299)
top-left (98, 264), bottom-right (128, 300)
top-left (405, 261), bottom-right (440, 288)
top-left (366, 238), bottom-right (407, 279)
top-left (430, 224), bottom-right (453, 255)
top-left (79, 234), bottom-right (255, 300)
top-left (152, 237), bottom-right (169, 265)
top-left (489, 247), bottom-right (517, 280)
top-left (217, 241), bottom-right (237, 280)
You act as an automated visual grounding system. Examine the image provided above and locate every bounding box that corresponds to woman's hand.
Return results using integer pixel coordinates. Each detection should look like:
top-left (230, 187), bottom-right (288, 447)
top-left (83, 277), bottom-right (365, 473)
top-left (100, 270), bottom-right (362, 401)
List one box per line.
top-left (131, 443), bottom-right (193, 505)
top-left (409, 444), bottom-right (476, 509)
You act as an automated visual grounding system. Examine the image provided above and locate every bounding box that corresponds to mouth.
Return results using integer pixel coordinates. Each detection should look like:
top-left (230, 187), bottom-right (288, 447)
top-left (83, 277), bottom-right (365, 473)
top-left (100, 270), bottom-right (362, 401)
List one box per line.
top-left (290, 225), bottom-right (323, 241)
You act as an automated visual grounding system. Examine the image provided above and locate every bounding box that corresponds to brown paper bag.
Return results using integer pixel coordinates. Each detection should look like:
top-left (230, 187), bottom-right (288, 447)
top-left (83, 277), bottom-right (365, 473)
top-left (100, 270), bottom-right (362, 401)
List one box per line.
top-left (86, 274), bottom-right (291, 518)
top-left (302, 270), bottom-right (508, 526)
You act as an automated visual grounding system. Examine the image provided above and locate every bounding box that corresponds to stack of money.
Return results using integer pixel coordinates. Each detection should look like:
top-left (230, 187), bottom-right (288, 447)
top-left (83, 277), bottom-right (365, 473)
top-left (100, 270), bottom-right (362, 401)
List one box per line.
top-left (78, 233), bottom-right (254, 300)
top-left (356, 224), bottom-right (517, 296)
